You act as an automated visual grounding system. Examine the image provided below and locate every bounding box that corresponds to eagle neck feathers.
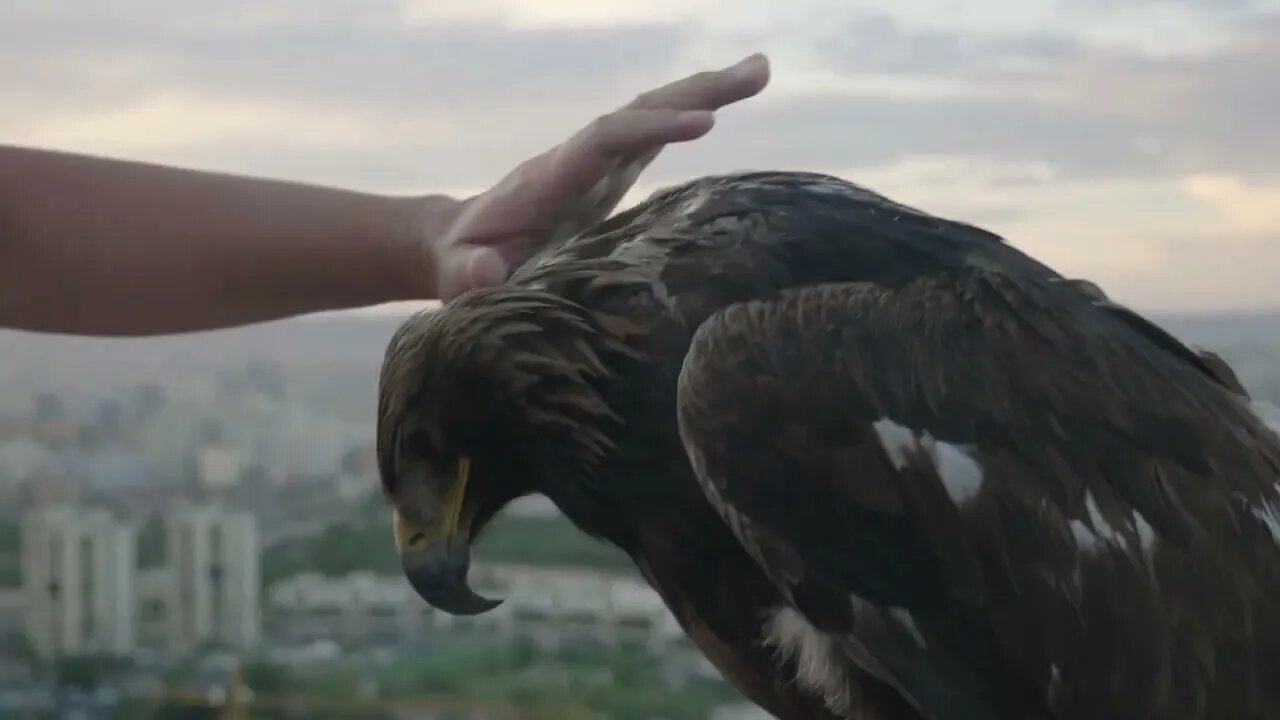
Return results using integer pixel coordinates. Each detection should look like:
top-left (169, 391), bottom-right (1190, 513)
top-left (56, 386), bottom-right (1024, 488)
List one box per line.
top-left (460, 287), bottom-right (643, 475)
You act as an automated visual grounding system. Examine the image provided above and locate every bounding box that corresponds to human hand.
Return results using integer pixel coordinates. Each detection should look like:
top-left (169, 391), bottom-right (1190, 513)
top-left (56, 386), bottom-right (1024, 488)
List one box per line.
top-left (427, 53), bottom-right (771, 301)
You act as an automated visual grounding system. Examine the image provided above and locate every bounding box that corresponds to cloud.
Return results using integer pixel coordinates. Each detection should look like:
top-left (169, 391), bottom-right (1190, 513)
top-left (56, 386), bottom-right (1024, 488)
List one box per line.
top-left (645, 91), bottom-right (1149, 181)
top-left (7, 1), bottom-right (1275, 186)
top-left (619, 153), bottom-right (1270, 313)
top-left (3, 0), bottom-right (1277, 313)
top-left (1115, 229), bottom-right (1280, 313)
top-left (11, 94), bottom-right (383, 154)
top-left (398, 0), bottom-right (718, 30)
top-left (1, 6), bottom-right (693, 110)
top-left (1179, 175), bottom-right (1280, 235)
top-left (774, 11), bottom-right (1280, 180)
top-left (1, 2), bottom-right (701, 190)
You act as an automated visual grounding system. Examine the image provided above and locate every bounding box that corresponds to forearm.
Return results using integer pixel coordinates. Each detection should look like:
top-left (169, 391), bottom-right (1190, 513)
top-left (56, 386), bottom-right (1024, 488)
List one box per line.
top-left (0, 145), bottom-right (458, 336)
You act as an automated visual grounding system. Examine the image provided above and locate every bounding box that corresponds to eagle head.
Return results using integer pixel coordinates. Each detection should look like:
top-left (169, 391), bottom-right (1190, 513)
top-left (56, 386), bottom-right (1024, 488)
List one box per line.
top-left (376, 286), bottom-right (628, 616)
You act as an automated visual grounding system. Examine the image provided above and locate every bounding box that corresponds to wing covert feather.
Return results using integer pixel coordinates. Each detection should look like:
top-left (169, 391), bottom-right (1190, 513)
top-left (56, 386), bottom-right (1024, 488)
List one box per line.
top-left (675, 272), bottom-right (1280, 720)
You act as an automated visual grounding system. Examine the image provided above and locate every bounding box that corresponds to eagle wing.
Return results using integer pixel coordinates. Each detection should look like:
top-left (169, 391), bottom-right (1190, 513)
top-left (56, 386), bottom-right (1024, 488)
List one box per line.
top-left (674, 271), bottom-right (1280, 720)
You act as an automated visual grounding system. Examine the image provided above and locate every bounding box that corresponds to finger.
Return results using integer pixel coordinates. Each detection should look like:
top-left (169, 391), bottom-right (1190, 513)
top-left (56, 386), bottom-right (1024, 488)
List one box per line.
top-left (577, 108), bottom-right (716, 157)
top-left (438, 245), bottom-right (511, 301)
top-left (628, 53), bottom-right (770, 112)
top-left (456, 108), bottom-right (713, 242)
top-left (465, 246), bottom-right (509, 290)
top-left (447, 58), bottom-right (769, 264)
top-left (522, 109), bottom-right (710, 230)
top-left (511, 108), bottom-right (709, 211)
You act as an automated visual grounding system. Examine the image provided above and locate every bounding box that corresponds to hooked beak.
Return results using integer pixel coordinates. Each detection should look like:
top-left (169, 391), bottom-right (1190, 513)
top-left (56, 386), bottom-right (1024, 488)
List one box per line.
top-left (392, 457), bottom-right (503, 616)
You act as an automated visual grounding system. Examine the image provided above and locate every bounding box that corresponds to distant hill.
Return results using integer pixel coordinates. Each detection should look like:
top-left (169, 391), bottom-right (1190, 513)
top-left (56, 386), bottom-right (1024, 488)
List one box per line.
top-left (3, 306), bottom-right (1279, 415)
top-left (1156, 311), bottom-right (1280, 349)
top-left (3, 307), bottom-right (1278, 389)
top-left (0, 311), bottom-right (412, 395)
top-left (260, 495), bottom-right (632, 586)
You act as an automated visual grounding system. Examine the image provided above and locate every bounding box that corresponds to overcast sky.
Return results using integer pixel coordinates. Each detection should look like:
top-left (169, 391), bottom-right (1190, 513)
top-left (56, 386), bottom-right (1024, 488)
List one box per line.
top-left (4, 0), bottom-right (1277, 315)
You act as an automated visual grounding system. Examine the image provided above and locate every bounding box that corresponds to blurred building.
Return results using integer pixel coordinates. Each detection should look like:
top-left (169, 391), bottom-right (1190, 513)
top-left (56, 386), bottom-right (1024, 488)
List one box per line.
top-left (334, 444), bottom-right (378, 500)
top-left (166, 505), bottom-right (261, 653)
top-left (134, 567), bottom-right (173, 651)
top-left (0, 438), bottom-right (58, 504)
top-left (266, 571), bottom-right (432, 647)
top-left (20, 505), bottom-right (137, 658)
top-left (195, 444), bottom-right (243, 492)
top-left (467, 562), bottom-right (685, 649)
top-left (30, 393), bottom-right (76, 450)
top-left (61, 443), bottom-right (150, 494)
top-left (0, 589), bottom-right (24, 644)
top-left (20, 468), bottom-right (81, 509)
top-left (267, 563), bottom-right (684, 652)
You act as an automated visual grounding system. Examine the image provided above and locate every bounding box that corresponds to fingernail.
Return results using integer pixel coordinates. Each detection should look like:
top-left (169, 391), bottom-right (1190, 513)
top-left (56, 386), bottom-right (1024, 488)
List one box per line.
top-left (467, 248), bottom-right (509, 289)
top-left (677, 110), bottom-right (715, 126)
top-left (731, 53), bottom-right (767, 75)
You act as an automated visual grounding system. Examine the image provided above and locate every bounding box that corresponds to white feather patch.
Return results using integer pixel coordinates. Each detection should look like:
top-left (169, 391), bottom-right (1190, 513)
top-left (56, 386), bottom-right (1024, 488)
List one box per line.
top-left (763, 607), bottom-right (853, 717)
top-left (871, 417), bottom-right (986, 505)
top-left (1048, 663), bottom-right (1064, 707)
top-left (1251, 498), bottom-right (1280, 546)
top-left (1070, 491), bottom-right (1126, 555)
top-left (872, 418), bottom-right (915, 471)
top-left (930, 442), bottom-right (984, 504)
top-left (1085, 491), bottom-right (1123, 545)
top-left (889, 607), bottom-right (926, 647)
top-left (1132, 511), bottom-right (1157, 553)
top-left (1070, 519), bottom-right (1101, 552)
top-left (680, 186), bottom-right (713, 215)
top-left (1072, 493), bottom-right (1161, 558)
top-left (1230, 490), bottom-right (1280, 547)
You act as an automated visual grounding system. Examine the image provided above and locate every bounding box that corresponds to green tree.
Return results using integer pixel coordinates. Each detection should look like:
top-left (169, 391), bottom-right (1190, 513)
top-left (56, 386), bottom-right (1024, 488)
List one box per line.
top-left (0, 515), bottom-right (18, 586)
top-left (53, 654), bottom-right (133, 688)
top-left (242, 659), bottom-right (294, 694)
top-left (261, 504), bottom-right (635, 589)
top-left (0, 515), bottom-right (18, 551)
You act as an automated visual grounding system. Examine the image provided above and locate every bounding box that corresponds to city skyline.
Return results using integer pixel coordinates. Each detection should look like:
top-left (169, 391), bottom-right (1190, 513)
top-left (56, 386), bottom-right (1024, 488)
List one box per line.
top-left (3, 1), bottom-right (1278, 315)
top-left (17, 503), bottom-right (262, 661)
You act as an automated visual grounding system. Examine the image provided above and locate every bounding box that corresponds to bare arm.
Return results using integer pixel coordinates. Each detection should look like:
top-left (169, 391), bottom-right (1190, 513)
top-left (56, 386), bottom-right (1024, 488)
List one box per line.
top-left (0, 53), bottom-right (770, 338)
top-left (0, 145), bottom-right (453, 336)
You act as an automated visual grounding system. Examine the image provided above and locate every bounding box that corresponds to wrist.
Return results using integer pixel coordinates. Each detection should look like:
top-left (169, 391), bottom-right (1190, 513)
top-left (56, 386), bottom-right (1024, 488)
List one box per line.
top-left (388, 193), bottom-right (466, 301)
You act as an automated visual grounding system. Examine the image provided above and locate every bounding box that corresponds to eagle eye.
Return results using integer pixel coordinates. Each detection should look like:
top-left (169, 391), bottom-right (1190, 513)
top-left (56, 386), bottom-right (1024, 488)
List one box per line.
top-left (406, 427), bottom-right (436, 457)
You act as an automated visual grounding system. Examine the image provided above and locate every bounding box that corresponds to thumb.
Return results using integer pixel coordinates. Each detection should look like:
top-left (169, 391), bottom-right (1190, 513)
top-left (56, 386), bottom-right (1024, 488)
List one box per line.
top-left (462, 246), bottom-right (511, 292)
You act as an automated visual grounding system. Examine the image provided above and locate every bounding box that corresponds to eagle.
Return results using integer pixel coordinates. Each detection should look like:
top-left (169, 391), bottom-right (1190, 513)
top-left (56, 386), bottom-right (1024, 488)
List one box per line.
top-left (376, 170), bottom-right (1280, 720)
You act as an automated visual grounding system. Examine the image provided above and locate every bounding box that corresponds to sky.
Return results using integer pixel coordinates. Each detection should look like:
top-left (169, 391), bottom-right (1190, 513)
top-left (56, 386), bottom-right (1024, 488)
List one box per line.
top-left (3, 0), bottom-right (1278, 315)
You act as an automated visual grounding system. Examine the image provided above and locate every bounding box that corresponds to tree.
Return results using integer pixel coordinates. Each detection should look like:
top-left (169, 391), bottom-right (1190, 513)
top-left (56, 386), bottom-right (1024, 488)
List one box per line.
top-left (54, 654), bottom-right (132, 689)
